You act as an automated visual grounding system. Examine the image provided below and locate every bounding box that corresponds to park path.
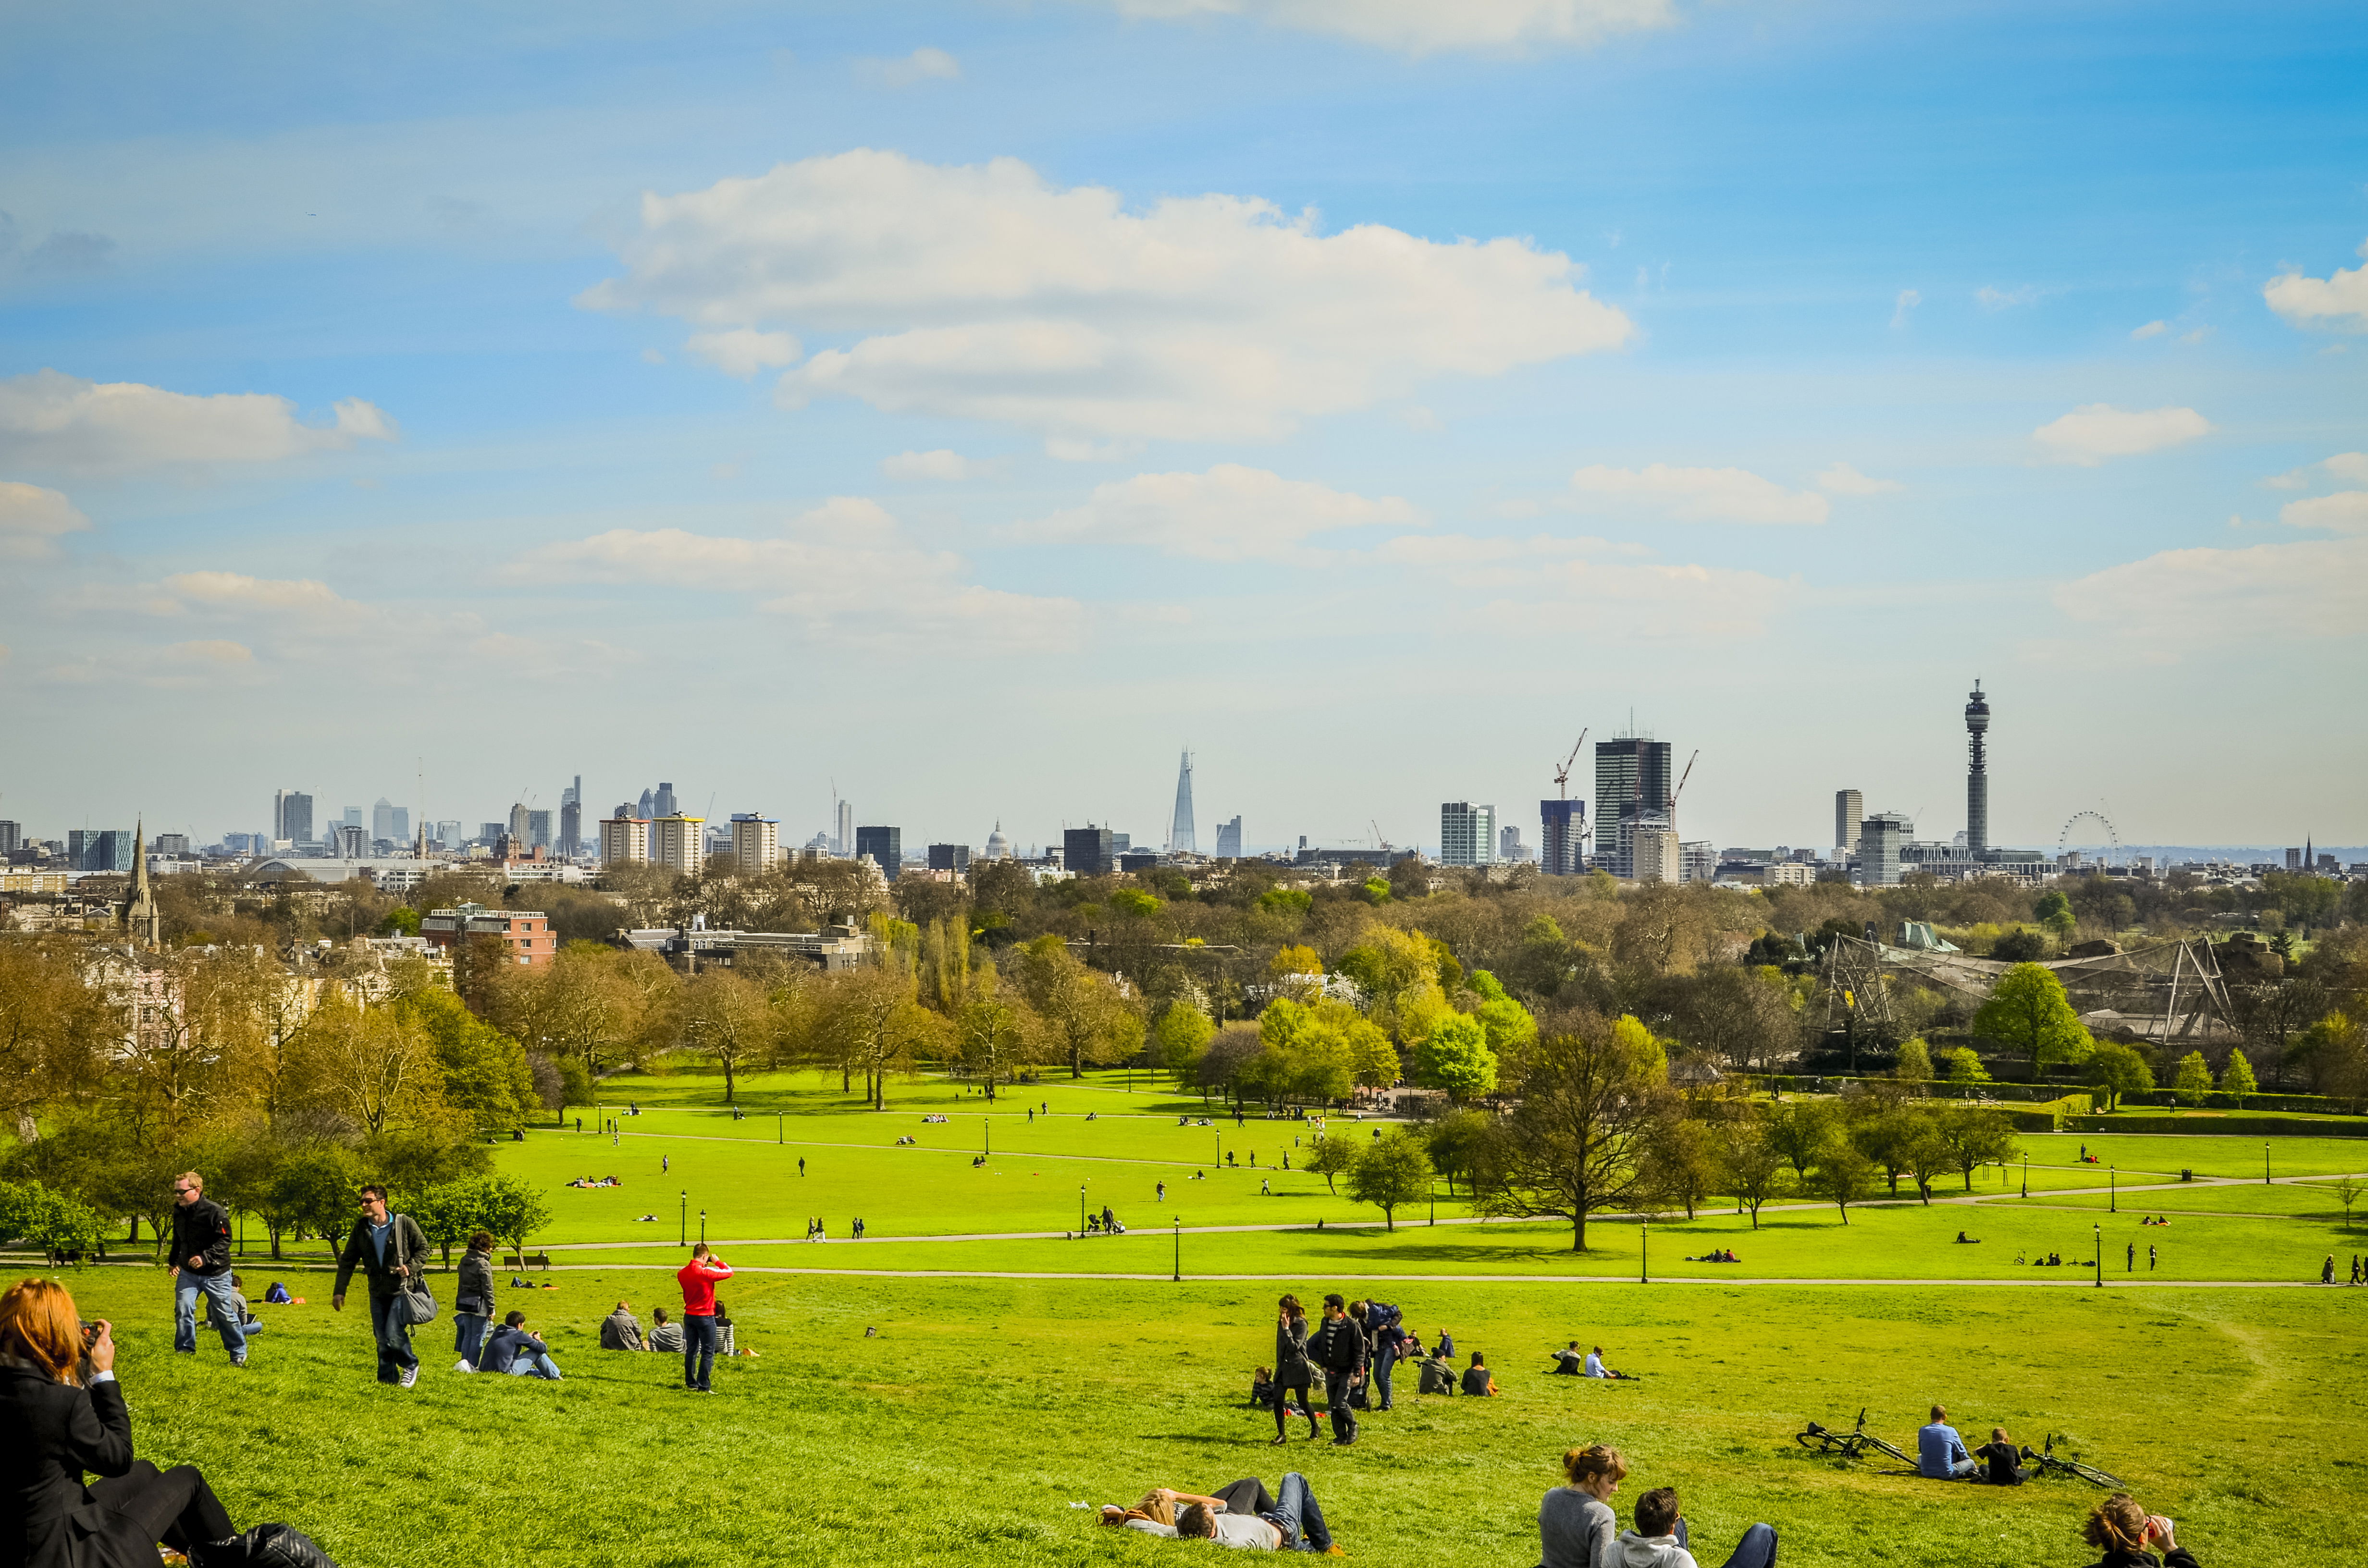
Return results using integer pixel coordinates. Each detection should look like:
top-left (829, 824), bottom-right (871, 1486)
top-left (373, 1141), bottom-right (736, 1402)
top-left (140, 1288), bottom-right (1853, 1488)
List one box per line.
top-left (461, 1261), bottom-right (2352, 1287)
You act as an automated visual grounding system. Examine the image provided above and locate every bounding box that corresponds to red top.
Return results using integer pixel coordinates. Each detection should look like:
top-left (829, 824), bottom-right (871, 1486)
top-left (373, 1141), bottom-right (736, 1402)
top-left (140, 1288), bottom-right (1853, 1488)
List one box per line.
top-left (676, 1257), bottom-right (733, 1315)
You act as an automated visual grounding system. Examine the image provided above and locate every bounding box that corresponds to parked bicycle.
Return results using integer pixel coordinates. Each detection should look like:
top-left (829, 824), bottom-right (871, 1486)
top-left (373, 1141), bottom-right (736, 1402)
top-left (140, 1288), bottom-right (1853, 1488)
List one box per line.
top-left (1796, 1408), bottom-right (1914, 1465)
top-left (2021, 1434), bottom-right (2121, 1488)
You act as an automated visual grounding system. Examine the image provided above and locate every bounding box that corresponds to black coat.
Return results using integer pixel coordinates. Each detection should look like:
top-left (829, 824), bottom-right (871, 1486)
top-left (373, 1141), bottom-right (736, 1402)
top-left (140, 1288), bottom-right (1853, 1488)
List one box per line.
top-left (168, 1199), bottom-right (233, 1278)
top-left (456, 1251), bottom-right (495, 1317)
top-left (0, 1366), bottom-right (155, 1568)
top-left (1273, 1317), bottom-right (1312, 1389)
top-left (1309, 1314), bottom-right (1368, 1375)
top-left (333, 1213), bottom-right (430, 1300)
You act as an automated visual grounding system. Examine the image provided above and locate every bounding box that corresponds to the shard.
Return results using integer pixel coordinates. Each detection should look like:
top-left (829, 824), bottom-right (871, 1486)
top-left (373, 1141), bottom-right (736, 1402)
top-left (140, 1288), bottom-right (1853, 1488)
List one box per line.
top-left (1169, 750), bottom-right (1196, 854)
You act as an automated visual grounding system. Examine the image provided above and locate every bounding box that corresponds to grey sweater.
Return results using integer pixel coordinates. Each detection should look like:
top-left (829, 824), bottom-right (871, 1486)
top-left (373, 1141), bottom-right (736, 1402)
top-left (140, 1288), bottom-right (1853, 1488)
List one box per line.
top-left (1540, 1489), bottom-right (1619, 1568)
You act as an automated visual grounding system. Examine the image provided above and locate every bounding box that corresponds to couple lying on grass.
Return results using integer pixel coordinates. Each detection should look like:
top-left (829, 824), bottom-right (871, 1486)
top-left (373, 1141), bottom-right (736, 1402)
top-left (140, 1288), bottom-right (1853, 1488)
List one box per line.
top-left (1101, 1477), bottom-right (1342, 1553)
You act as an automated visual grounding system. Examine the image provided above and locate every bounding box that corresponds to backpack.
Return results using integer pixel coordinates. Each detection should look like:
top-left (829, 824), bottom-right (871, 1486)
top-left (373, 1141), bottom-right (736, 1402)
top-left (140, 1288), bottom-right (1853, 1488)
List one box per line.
top-left (215, 1524), bottom-right (340, 1568)
top-left (1366, 1301), bottom-right (1402, 1333)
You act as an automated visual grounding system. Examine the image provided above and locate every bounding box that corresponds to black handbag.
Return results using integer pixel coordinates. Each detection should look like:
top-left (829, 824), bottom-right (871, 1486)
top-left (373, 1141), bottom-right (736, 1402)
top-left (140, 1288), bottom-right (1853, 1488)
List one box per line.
top-left (210, 1523), bottom-right (339, 1568)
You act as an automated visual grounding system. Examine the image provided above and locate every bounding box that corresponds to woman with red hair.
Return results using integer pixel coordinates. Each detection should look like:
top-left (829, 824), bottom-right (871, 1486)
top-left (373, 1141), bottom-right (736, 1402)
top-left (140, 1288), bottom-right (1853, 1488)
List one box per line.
top-left (0, 1277), bottom-right (241, 1568)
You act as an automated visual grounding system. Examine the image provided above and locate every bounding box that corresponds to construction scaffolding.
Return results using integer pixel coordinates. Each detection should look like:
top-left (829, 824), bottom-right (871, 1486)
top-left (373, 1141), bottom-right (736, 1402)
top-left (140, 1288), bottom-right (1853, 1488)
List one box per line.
top-left (1823, 934), bottom-right (2235, 1048)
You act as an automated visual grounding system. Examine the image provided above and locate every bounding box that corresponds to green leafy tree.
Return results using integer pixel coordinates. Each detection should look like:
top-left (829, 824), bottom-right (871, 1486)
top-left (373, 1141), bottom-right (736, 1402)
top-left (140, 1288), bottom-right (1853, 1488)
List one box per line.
top-left (1810, 1143), bottom-right (1878, 1225)
top-left (0, 1179), bottom-right (108, 1260)
top-left (1421, 1107), bottom-right (1493, 1196)
top-left (1641, 1113), bottom-right (1718, 1220)
top-left (1414, 1014), bottom-right (1499, 1101)
top-left (2218, 1050), bottom-right (2259, 1107)
top-left (2171, 1049), bottom-right (2213, 1107)
top-left (1971, 963), bottom-right (2094, 1075)
top-left (1307, 1134), bottom-right (1357, 1195)
top-left (1715, 1117), bottom-right (1789, 1229)
top-left (1933, 1106), bottom-right (2019, 1191)
top-left (1893, 1038), bottom-right (1934, 1082)
top-left (1344, 1129), bottom-right (1433, 1232)
top-left (1938, 1045), bottom-right (1991, 1084)
top-left (411, 1179), bottom-right (487, 1269)
top-left (2334, 1174), bottom-right (2362, 1229)
top-left (475, 1173), bottom-right (551, 1262)
top-left (1766, 1100), bottom-right (1835, 1180)
top-left (1473, 1014), bottom-right (1669, 1251)
top-left (268, 1142), bottom-right (363, 1257)
top-left (2033, 890), bottom-right (2076, 939)
top-left (2085, 1041), bottom-right (2153, 1111)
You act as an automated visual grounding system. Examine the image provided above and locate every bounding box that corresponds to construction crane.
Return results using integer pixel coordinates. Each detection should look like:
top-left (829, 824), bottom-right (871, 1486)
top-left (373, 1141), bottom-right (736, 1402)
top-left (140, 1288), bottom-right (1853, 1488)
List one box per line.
top-left (1668, 749), bottom-right (1698, 815)
top-left (1370, 819), bottom-right (1394, 854)
top-left (1552, 728), bottom-right (1588, 799)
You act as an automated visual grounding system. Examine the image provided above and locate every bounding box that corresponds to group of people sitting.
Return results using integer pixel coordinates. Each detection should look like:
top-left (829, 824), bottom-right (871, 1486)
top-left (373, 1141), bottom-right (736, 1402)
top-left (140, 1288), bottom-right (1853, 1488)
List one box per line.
top-left (1543, 1445), bottom-right (1777, 1568)
top-left (2138, 1215), bottom-right (2172, 1227)
top-left (564, 1175), bottom-right (622, 1188)
top-left (594, 1298), bottom-right (750, 1360)
top-left (921, 1114), bottom-right (950, 1124)
top-left (1548, 1343), bottom-right (1639, 1381)
top-left (1684, 1249), bottom-right (1741, 1263)
top-left (1917, 1406), bottom-right (2030, 1485)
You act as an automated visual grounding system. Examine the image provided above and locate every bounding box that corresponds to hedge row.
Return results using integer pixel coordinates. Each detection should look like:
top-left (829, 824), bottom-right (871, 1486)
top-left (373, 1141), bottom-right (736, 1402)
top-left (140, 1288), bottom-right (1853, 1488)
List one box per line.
top-left (2060, 1115), bottom-right (2368, 1138)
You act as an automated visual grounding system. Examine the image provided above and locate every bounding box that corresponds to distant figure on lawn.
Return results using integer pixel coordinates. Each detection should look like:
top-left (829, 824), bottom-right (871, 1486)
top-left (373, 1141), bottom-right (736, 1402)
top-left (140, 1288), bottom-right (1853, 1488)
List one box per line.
top-left (483, 1311), bottom-right (562, 1380)
top-left (1918, 1405), bottom-right (1976, 1480)
top-left (1540, 1443), bottom-right (1626, 1568)
top-left (600, 1300), bottom-right (646, 1351)
top-left (1618, 1484), bottom-right (1778, 1568)
top-left (1, 1277), bottom-right (251, 1567)
top-left (1551, 1342), bottom-right (1587, 1375)
top-left (2321, 1255), bottom-right (2336, 1285)
top-left (1460, 1353), bottom-right (1498, 1397)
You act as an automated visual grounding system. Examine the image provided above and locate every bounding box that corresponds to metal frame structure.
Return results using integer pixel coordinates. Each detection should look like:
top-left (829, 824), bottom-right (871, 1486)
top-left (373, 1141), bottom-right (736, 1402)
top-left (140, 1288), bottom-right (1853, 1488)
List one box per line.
top-left (1824, 933), bottom-right (2234, 1047)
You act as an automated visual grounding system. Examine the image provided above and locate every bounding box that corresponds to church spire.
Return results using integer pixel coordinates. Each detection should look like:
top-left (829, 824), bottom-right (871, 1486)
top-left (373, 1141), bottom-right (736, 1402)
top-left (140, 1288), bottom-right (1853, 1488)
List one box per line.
top-left (123, 816), bottom-right (162, 950)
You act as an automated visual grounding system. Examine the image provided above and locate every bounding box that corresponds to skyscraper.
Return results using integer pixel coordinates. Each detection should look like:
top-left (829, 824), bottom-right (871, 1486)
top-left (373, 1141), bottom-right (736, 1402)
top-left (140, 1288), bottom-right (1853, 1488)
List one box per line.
top-left (372, 797), bottom-right (398, 842)
top-left (654, 782), bottom-right (678, 819)
top-left (730, 813), bottom-right (778, 873)
top-left (1964, 681), bottom-right (1989, 857)
top-left (1593, 738), bottom-right (1673, 880)
top-left (638, 787), bottom-right (657, 819)
top-left (1835, 789), bottom-right (1863, 856)
top-left (1859, 812), bottom-right (1908, 886)
top-left (560, 775), bottom-right (582, 858)
top-left (1063, 825), bottom-right (1113, 876)
top-left (1439, 802), bottom-right (1496, 867)
top-left (527, 809), bottom-right (552, 850)
top-left (1169, 750), bottom-right (1196, 854)
top-left (273, 789), bottom-right (314, 845)
top-left (836, 799), bottom-right (855, 857)
top-left (1214, 816), bottom-right (1243, 858)
top-left (1539, 799), bottom-right (1586, 876)
top-left (856, 825), bottom-right (901, 880)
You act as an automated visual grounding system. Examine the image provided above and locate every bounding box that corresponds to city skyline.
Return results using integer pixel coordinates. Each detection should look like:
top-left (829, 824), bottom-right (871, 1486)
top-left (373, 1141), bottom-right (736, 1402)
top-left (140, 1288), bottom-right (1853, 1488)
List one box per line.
top-left (2, 4), bottom-right (2363, 845)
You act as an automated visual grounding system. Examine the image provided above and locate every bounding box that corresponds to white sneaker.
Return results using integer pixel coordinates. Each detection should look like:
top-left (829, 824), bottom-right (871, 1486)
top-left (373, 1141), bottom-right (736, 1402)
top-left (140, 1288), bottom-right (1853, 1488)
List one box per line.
top-left (454, 1359), bottom-right (475, 1373)
top-left (399, 1365), bottom-right (419, 1388)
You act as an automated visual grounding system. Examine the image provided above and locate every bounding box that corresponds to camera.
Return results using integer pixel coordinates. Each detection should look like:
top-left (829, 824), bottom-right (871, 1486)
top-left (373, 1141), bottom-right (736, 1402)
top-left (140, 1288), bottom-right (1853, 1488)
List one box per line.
top-left (79, 1319), bottom-right (99, 1347)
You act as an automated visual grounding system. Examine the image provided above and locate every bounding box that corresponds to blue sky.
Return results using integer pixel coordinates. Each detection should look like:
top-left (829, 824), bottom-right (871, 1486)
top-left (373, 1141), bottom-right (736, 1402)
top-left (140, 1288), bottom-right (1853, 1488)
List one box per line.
top-left (2, 0), bottom-right (2363, 855)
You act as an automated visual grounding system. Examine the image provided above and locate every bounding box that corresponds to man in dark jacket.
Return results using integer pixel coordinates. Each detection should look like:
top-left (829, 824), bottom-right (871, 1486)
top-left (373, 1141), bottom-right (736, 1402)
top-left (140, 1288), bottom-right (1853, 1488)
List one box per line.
top-left (167, 1173), bottom-right (246, 1367)
top-left (332, 1184), bottom-right (432, 1387)
top-left (481, 1311), bottom-right (562, 1380)
top-left (1309, 1294), bottom-right (1367, 1446)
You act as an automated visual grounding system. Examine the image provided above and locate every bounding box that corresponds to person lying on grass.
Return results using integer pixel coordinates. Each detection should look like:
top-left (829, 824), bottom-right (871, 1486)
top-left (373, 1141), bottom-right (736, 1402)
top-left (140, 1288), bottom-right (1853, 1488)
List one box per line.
top-left (1174, 1473), bottom-right (1343, 1554)
top-left (2079, 1494), bottom-right (2199, 1568)
top-left (1100, 1482), bottom-right (1288, 1534)
top-left (1615, 1485), bottom-right (1777, 1568)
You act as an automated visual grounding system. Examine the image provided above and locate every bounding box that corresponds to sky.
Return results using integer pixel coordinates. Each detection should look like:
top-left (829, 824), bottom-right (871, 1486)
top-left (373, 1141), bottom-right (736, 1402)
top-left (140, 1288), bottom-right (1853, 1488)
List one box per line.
top-left (2, 0), bottom-right (2364, 858)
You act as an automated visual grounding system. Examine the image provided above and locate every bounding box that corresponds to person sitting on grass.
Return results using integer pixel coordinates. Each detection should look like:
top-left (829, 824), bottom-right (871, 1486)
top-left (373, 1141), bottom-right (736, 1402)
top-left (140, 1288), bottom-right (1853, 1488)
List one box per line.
top-left (481, 1311), bottom-right (562, 1380)
top-left (1974, 1426), bottom-right (2024, 1486)
top-left (1917, 1404), bottom-right (1975, 1480)
top-left (2078, 1494), bottom-right (2199, 1568)
top-left (1461, 1352), bottom-right (1499, 1397)
top-left (1540, 1443), bottom-right (1626, 1568)
top-left (1418, 1352), bottom-right (1457, 1396)
top-left (1614, 1485), bottom-right (1777, 1568)
top-left (1174, 1473), bottom-right (1343, 1554)
top-left (1956, 1232), bottom-right (1982, 1244)
top-left (600, 1299), bottom-right (646, 1351)
top-left (1551, 1342), bottom-right (1587, 1375)
top-left (649, 1307), bottom-right (684, 1355)
top-left (1584, 1346), bottom-right (1637, 1381)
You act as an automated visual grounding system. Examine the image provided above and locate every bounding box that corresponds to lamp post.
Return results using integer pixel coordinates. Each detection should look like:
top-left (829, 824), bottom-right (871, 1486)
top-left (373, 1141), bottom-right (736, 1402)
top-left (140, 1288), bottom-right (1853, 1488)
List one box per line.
top-left (985, 1115), bottom-right (991, 1161)
top-left (1173, 1215), bottom-right (1182, 1282)
top-left (2110, 1166), bottom-right (2116, 1213)
top-left (679, 1190), bottom-right (687, 1249)
top-left (1079, 1184), bottom-right (1087, 1237)
top-left (2093, 1222), bottom-right (2102, 1288)
top-left (2264, 1141), bottom-right (2271, 1186)
top-left (700, 1209), bottom-right (707, 1247)
top-left (1640, 1216), bottom-right (1649, 1285)
top-left (777, 1112), bottom-right (783, 1146)
top-left (2021, 1154), bottom-right (2028, 1199)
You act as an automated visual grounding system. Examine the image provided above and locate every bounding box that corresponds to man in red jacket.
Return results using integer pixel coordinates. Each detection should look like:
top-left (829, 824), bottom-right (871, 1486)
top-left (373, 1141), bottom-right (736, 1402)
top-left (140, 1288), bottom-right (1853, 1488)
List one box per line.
top-left (676, 1243), bottom-right (733, 1392)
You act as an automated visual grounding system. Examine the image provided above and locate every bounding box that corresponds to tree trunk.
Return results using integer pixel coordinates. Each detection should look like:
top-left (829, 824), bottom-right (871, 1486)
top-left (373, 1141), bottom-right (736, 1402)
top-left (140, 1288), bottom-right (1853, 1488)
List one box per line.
top-left (1571, 1212), bottom-right (1587, 1251)
top-left (724, 1058), bottom-right (737, 1104)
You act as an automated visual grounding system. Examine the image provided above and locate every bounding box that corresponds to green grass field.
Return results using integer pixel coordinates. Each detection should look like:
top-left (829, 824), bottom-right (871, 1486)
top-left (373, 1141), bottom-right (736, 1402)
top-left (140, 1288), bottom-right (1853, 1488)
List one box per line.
top-left (23, 1067), bottom-right (2368, 1568)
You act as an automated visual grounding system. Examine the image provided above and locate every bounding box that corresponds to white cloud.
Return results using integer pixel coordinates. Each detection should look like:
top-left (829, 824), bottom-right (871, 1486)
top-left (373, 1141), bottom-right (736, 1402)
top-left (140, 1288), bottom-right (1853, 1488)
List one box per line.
top-left (1368, 532), bottom-right (1791, 637)
top-left (856, 47), bottom-right (961, 86)
top-left (2326, 452), bottom-right (2368, 485)
top-left (1107, 0), bottom-right (1677, 53)
top-left (0, 369), bottom-right (396, 473)
top-left (582, 149), bottom-right (1632, 444)
top-left (2057, 537), bottom-right (2368, 646)
top-left (2264, 238), bottom-right (2368, 331)
top-left (0, 481), bottom-right (92, 558)
top-left (880, 449), bottom-right (995, 481)
top-left (1889, 289), bottom-right (1920, 328)
top-left (1009, 464), bottom-right (1420, 563)
top-left (2031, 404), bottom-right (2212, 465)
top-left (2282, 490), bottom-right (2368, 534)
top-left (1976, 284), bottom-right (2040, 310)
top-left (1815, 462), bottom-right (1902, 496)
top-left (685, 329), bottom-right (802, 379)
top-left (2130, 319), bottom-right (2169, 340)
top-left (515, 496), bottom-right (1082, 653)
top-left (1568, 463), bottom-right (1829, 525)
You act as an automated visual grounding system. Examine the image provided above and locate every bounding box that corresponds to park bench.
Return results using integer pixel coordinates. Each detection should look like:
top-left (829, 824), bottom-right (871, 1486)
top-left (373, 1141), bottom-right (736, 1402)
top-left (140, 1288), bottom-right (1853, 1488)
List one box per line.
top-left (508, 1250), bottom-right (552, 1271)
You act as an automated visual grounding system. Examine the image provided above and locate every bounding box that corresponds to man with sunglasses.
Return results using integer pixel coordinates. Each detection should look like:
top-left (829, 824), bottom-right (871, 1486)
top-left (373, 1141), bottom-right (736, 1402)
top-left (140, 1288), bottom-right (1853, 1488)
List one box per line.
top-left (332, 1185), bottom-right (432, 1387)
top-left (167, 1171), bottom-right (247, 1367)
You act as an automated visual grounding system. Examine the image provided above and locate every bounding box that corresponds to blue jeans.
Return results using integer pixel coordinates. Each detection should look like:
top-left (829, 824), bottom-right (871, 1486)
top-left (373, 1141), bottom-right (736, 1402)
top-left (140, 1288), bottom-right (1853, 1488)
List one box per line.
top-left (368, 1292), bottom-right (419, 1383)
top-left (173, 1274), bottom-right (247, 1360)
top-left (454, 1313), bottom-right (491, 1367)
top-left (1263, 1471), bottom-right (1333, 1553)
top-left (682, 1313), bottom-right (717, 1389)
top-left (1676, 1517), bottom-right (1779, 1568)
top-left (505, 1351), bottom-right (563, 1379)
top-left (1372, 1340), bottom-right (1398, 1409)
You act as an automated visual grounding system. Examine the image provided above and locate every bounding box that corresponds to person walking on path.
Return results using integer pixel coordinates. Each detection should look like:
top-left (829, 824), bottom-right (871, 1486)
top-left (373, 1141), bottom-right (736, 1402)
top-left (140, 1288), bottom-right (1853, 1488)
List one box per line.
top-left (676, 1243), bottom-right (734, 1392)
top-left (1309, 1294), bottom-right (1367, 1447)
top-left (166, 1173), bottom-right (246, 1368)
top-left (331, 1184), bottom-right (431, 1387)
top-left (452, 1231), bottom-right (496, 1371)
top-left (2322, 1254), bottom-right (2336, 1284)
top-left (1269, 1295), bottom-right (1318, 1444)
top-left (2148, 1244), bottom-right (2157, 1272)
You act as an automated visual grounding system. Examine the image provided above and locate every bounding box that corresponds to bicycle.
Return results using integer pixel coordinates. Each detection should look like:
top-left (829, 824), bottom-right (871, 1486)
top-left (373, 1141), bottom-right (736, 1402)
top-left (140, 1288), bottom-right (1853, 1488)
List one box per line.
top-left (1796, 1408), bottom-right (1914, 1466)
top-left (2021, 1435), bottom-right (2121, 1488)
